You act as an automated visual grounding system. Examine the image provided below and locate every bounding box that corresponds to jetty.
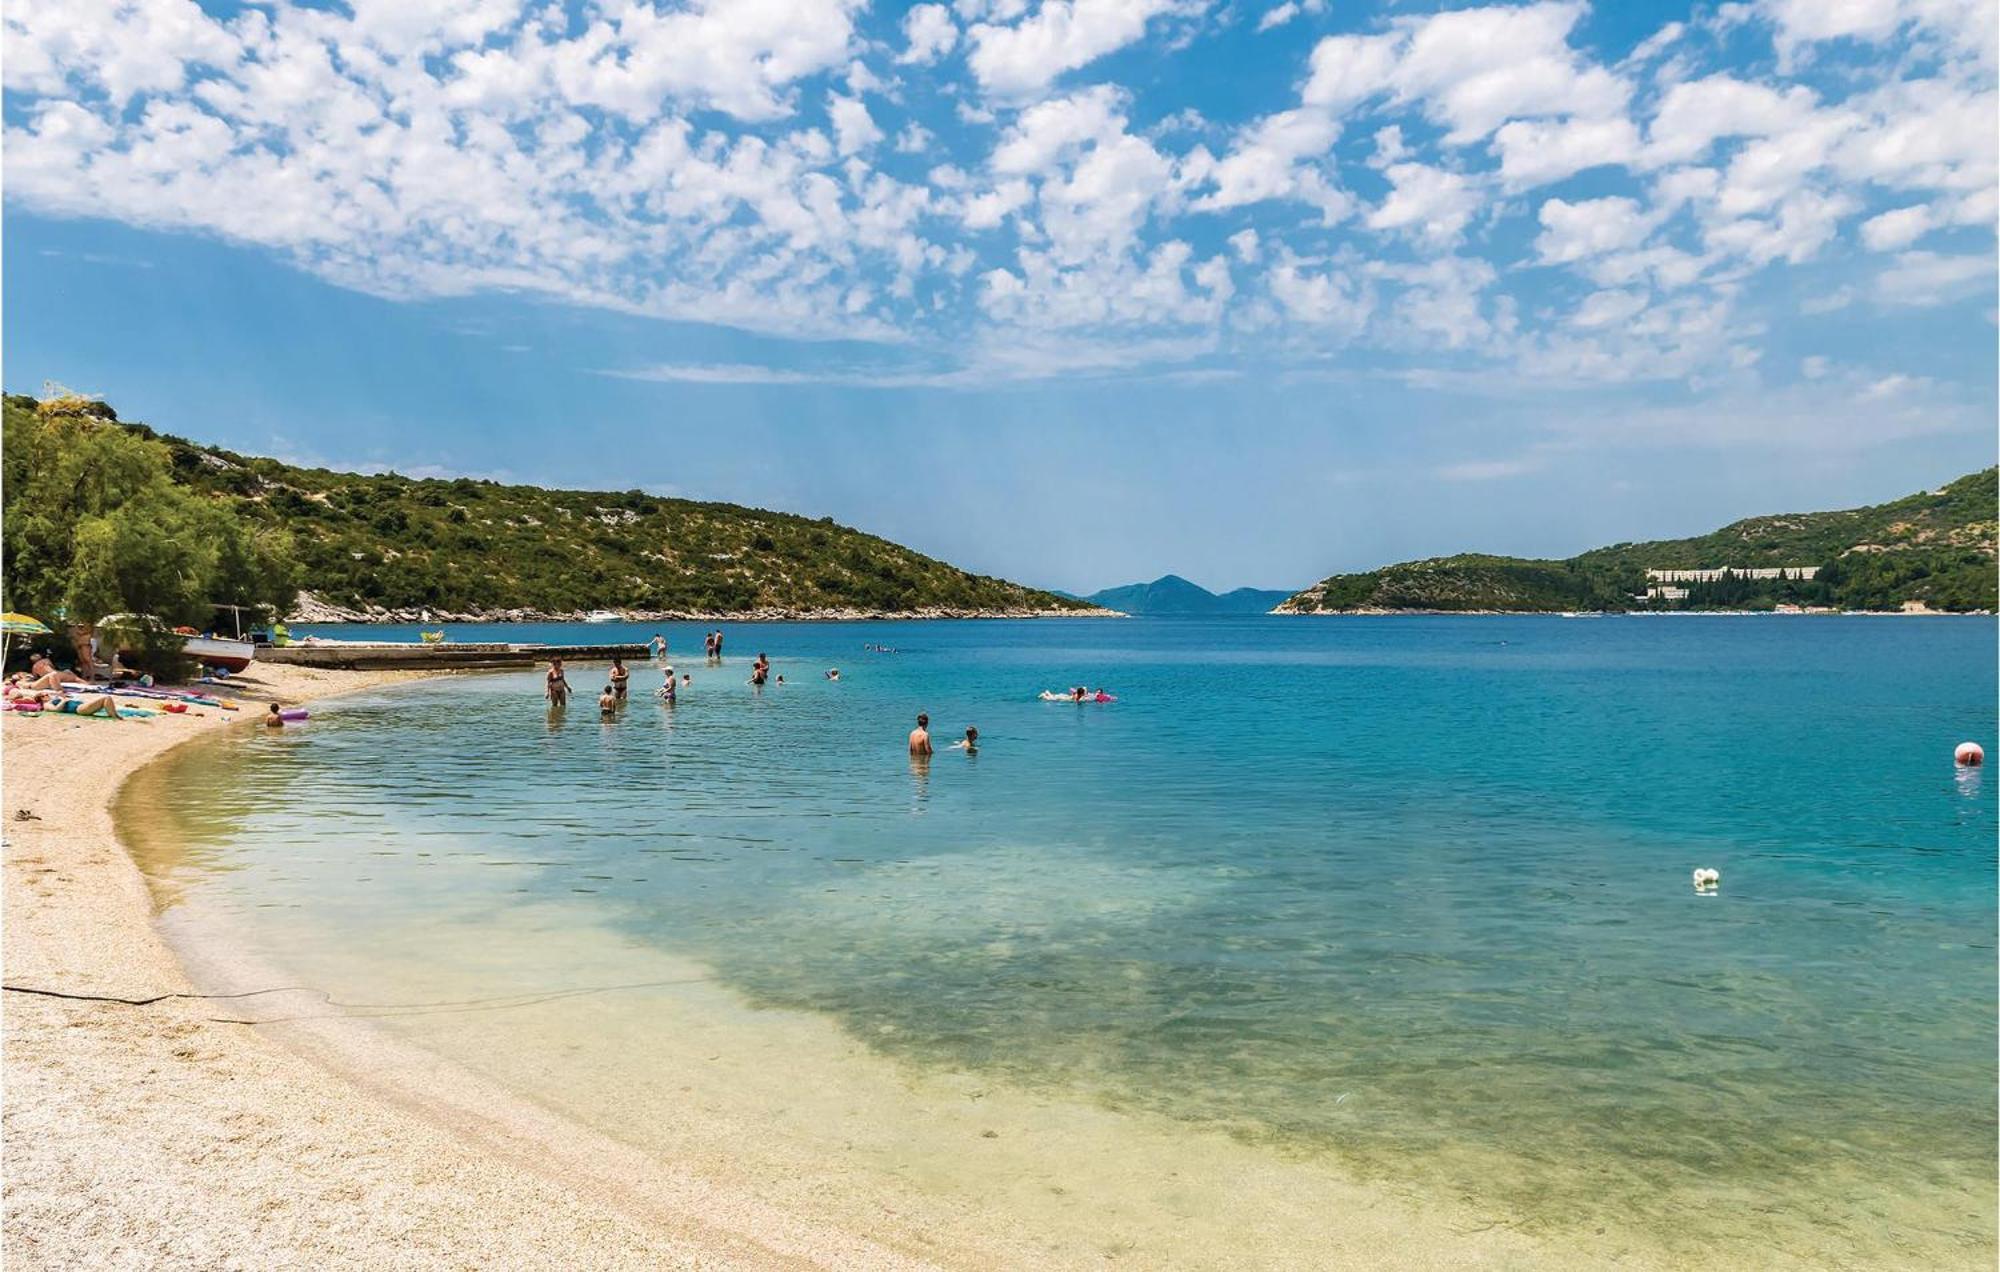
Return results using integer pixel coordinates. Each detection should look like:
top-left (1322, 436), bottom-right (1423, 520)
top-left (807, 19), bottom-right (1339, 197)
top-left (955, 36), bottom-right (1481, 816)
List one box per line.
top-left (259, 641), bottom-right (649, 671)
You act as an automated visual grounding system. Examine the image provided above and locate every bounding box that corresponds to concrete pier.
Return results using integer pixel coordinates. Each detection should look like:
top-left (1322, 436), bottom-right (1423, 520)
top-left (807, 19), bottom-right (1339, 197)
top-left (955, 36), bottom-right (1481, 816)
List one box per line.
top-left (259, 642), bottom-right (650, 671)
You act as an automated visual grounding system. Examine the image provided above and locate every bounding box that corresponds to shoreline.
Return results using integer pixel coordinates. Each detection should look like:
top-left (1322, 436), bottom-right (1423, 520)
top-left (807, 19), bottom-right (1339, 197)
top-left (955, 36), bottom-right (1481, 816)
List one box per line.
top-left (10, 663), bottom-right (1977, 1268)
top-left (0, 663), bottom-right (946, 1268)
top-left (289, 598), bottom-right (1124, 624)
top-left (3, 664), bottom-right (1589, 1269)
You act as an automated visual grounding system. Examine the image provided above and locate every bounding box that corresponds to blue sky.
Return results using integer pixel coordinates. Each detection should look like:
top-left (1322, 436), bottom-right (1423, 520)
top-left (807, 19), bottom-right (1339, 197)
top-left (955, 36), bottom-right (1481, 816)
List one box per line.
top-left (4, 0), bottom-right (1995, 594)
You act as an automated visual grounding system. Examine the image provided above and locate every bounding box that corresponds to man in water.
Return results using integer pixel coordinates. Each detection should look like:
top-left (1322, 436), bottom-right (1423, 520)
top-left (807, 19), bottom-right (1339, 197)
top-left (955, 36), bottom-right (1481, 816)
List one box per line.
top-left (909, 712), bottom-right (933, 756)
top-left (598, 684), bottom-right (618, 717)
top-left (950, 726), bottom-right (978, 753)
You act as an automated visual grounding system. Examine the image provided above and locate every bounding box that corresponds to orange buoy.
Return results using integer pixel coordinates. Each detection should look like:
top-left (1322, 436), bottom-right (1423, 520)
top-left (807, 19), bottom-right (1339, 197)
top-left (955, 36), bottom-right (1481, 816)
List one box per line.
top-left (1955, 742), bottom-right (1984, 767)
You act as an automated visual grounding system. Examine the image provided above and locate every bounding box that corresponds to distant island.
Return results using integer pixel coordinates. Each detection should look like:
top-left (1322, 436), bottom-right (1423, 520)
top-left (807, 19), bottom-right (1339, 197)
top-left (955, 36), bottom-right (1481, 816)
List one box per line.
top-left (1083, 575), bottom-right (1297, 616)
top-left (1, 393), bottom-right (1106, 623)
top-left (1280, 468), bottom-right (1997, 615)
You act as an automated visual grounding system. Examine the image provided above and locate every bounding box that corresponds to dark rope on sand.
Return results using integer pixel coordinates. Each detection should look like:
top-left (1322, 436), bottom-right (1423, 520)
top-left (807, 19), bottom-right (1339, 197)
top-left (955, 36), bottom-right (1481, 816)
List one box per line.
top-left (2, 976), bottom-right (715, 1024)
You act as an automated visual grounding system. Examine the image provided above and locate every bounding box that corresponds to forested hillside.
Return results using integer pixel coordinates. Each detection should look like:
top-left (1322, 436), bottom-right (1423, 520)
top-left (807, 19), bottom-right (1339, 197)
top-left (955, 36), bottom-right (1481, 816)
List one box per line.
top-left (1, 394), bottom-right (1098, 619)
top-left (1280, 470), bottom-right (1998, 613)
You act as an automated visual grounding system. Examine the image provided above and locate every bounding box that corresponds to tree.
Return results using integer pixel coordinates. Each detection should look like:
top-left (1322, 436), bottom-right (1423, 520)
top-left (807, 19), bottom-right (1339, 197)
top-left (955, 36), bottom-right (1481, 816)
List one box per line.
top-left (1, 397), bottom-right (298, 634)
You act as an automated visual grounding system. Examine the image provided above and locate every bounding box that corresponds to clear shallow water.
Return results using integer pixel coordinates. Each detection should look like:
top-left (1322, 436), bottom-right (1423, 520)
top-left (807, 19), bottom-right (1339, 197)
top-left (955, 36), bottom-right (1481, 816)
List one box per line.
top-left (137, 617), bottom-right (1996, 1264)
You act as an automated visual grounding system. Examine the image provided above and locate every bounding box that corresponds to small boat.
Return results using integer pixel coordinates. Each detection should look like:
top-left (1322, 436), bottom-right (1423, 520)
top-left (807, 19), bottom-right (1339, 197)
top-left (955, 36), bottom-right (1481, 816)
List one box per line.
top-left (182, 634), bottom-right (257, 671)
top-left (101, 613), bottom-right (257, 672)
top-left (583, 610), bottom-right (624, 624)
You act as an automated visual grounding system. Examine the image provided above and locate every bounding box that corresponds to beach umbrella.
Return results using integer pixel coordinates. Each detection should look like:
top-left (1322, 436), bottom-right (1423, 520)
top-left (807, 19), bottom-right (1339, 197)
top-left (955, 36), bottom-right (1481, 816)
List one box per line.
top-left (1, 613), bottom-right (53, 666)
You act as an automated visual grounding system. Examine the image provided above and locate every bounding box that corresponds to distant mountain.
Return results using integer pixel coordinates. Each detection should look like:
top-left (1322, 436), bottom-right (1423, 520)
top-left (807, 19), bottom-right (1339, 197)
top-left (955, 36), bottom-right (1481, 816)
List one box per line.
top-left (1085, 574), bottom-right (1296, 615)
top-left (1278, 468), bottom-right (1998, 614)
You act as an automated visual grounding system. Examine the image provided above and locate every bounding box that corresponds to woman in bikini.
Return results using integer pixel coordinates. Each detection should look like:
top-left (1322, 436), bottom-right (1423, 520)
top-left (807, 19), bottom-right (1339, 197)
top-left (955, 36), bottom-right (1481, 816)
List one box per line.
top-left (545, 657), bottom-right (570, 706)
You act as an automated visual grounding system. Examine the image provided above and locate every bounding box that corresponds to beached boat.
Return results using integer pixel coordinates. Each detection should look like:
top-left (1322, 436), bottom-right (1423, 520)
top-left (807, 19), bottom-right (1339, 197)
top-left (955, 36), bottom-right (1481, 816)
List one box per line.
top-left (101, 618), bottom-right (256, 672)
top-left (180, 634), bottom-right (257, 671)
top-left (583, 610), bottom-right (624, 624)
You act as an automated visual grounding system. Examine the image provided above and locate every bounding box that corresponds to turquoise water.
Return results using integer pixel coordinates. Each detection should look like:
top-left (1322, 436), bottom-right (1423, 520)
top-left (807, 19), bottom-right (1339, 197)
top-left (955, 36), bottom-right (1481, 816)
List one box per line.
top-left (141, 617), bottom-right (1996, 1263)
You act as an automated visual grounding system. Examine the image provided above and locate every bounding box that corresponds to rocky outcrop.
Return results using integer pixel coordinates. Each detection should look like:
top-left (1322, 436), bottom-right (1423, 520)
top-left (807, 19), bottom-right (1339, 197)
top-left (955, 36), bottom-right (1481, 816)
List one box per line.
top-left (287, 591), bottom-right (1124, 624)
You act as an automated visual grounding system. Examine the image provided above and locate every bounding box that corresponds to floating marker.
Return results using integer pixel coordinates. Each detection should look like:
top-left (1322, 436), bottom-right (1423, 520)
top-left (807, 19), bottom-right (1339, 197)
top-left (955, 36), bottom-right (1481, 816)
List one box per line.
top-left (1954, 741), bottom-right (1984, 767)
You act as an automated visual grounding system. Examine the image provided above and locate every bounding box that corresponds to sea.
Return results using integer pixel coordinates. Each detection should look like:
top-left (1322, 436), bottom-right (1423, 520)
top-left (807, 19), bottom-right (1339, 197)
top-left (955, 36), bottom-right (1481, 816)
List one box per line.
top-left (123, 615), bottom-right (1998, 1267)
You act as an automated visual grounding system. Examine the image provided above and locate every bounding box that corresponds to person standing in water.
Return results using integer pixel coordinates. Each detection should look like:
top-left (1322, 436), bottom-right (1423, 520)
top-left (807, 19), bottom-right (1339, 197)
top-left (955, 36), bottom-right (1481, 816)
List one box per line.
top-left (909, 712), bottom-right (933, 756)
top-left (545, 657), bottom-right (570, 705)
top-left (715, 629), bottom-right (724, 659)
top-left (648, 633), bottom-right (668, 662)
top-left (598, 684), bottom-right (617, 717)
top-left (750, 653), bottom-right (769, 687)
top-left (609, 657), bottom-right (630, 700)
top-left (658, 666), bottom-right (677, 704)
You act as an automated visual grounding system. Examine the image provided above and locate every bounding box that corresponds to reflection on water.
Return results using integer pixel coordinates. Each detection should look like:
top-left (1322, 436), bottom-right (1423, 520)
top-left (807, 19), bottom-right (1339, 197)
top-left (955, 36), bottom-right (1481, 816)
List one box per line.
top-left (128, 617), bottom-right (1998, 1268)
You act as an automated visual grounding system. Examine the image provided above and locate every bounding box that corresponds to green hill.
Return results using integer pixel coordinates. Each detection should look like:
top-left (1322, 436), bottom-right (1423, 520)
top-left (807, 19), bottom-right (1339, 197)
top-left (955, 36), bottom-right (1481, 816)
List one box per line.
top-left (1280, 470), bottom-right (1998, 614)
top-left (0, 394), bottom-right (1101, 620)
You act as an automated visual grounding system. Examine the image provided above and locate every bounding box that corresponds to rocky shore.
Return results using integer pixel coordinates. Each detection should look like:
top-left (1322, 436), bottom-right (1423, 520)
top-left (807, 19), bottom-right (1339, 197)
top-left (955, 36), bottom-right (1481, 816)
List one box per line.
top-left (289, 591), bottom-right (1122, 624)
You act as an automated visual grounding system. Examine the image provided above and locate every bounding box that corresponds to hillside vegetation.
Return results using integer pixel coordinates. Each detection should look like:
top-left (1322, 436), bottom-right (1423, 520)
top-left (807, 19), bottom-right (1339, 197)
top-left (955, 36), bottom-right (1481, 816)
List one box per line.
top-left (1281, 469), bottom-right (1998, 614)
top-left (1, 394), bottom-right (1096, 619)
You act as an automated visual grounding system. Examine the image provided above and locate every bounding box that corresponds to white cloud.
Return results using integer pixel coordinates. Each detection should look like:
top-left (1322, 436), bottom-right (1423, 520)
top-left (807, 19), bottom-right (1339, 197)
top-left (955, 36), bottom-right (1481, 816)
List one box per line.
top-left (828, 93), bottom-right (882, 155)
top-left (899, 4), bottom-right (959, 64)
top-left (2, 0), bottom-right (1992, 390)
top-left (1859, 204), bottom-right (1934, 251)
top-left (1369, 163), bottom-right (1481, 247)
top-left (1534, 197), bottom-right (1654, 264)
top-left (1304, 2), bottom-right (1630, 145)
top-left (1874, 250), bottom-right (1994, 305)
top-left (1492, 116), bottom-right (1642, 190)
top-left (967, 0), bottom-right (1176, 99)
top-left (1257, 0), bottom-right (1326, 33)
top-left (1570, 289), bottom-right (1649, 328)
top-left (1192, 108), bottom-right (1346, 216)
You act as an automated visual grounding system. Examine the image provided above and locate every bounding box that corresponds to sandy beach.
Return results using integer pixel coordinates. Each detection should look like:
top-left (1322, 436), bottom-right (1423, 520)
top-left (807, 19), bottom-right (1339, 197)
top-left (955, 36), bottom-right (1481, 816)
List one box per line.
top-left (2, 663), bottom-right (961, 1269)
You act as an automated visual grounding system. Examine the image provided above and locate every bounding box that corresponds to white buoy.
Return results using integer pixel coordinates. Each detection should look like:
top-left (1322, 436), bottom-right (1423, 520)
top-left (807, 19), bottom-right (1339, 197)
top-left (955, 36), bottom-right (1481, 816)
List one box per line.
top-left (1955, 741), bottom-right (1984, 767)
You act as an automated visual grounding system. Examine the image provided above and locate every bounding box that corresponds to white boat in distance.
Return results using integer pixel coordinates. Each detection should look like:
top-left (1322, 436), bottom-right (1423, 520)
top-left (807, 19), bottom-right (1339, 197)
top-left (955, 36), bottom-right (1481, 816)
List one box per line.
top-left (583, 610), bottom-right (625, 624)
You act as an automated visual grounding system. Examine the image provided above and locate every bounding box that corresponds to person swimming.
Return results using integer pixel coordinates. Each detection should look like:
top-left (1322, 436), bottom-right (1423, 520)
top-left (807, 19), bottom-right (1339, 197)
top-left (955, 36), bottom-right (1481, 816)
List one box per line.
top-left (950, 725), bottom-right (978, 753)
top-left (826, 668), bottom-right (840, 681)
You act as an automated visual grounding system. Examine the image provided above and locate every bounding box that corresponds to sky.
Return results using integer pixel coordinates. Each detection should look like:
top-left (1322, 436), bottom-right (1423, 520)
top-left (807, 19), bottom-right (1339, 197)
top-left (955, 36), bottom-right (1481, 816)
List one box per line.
top-left (3, 0), bottom-right (1995, 595)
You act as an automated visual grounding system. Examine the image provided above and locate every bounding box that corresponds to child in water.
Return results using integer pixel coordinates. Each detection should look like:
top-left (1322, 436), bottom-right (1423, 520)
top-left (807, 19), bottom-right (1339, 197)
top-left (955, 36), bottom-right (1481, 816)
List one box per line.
top-left (951, 726), bottom-right (978, 753)
top-left (265, 703), bottom-right (285, 728)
